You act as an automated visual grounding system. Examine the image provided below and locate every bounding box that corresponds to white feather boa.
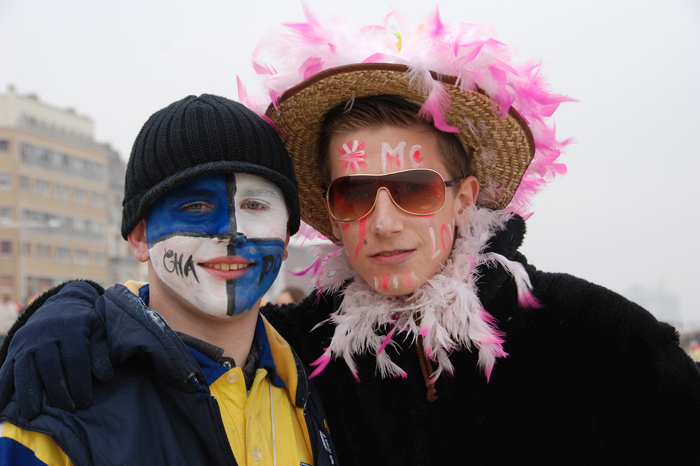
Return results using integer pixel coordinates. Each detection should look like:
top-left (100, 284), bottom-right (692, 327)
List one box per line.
top-left (308, 207), bottom-right (540, 382)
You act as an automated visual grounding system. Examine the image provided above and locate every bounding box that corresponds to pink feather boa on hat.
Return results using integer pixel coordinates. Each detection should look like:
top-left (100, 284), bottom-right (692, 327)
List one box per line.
top-left (241, 6), bottom-right (574, 218)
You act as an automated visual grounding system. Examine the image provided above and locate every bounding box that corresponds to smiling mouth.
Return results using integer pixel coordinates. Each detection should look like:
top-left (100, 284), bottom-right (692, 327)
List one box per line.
top-left (201, 262), bottom-right (250, 271)
top-left (374, 250), bottom-right (411, 257)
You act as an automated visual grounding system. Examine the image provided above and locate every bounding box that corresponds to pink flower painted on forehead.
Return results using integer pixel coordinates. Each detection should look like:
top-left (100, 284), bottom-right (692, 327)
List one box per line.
top-left (338, 140), bottom-right (367, 175)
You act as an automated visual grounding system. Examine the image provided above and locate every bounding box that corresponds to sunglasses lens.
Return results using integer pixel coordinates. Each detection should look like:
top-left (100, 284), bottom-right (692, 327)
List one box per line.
top-left (327, 176), bottom-right (377, 222)
top-left (327, 170), bottom-right (448, 222)
top-left (387, 170), bottom-right (445, 214)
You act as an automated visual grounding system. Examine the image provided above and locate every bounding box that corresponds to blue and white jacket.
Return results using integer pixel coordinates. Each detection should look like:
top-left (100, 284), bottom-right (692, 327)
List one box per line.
top-left (0, 281), bottom-right (338, 466)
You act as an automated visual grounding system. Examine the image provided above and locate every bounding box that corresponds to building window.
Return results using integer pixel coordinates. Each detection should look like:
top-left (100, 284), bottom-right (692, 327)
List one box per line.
top-left (34, 179), bottom-right (50, 196)
top-left (92, 251), bottom-right (105, 265)
top-left (0, 140), bottom-right (9, 153)
top-left (74, 188), bottom-right (87, 204)
top-left (0, 173), bottom-right (11, 189)
top-left (19, 143), bottom-right (104, 182)
top-left (88, 221), bottom-right (103, 237)
top-left (75, 249), bottom-right (89, 265)
top-left (73, 218), bottom-right (85, 232)
top-left (19, 176), bottom-right (30, 191)
top-left (90, 192), bottom-right (104, 207)
top-left (71, 158), bottom-right (85, 173)
top-left (55, 184), bottom-right (70, 200)
top-left (57, 247), bottom-right (71, 263)
top-left (1, 240), bottom-right (13, 254)
top-left (37, 244), bottom-right (51, 260)
top-left (0, 207), bottom-right (12, 222)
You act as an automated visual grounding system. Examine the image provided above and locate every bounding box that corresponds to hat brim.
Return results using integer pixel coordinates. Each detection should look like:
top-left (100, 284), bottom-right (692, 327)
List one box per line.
top-left (266, 63), bottom-right (535, 241)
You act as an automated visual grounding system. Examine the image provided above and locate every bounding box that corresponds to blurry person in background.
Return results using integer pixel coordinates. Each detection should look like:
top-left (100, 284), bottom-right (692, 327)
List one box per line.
top-left (275, 286), bottom-right (307, 305)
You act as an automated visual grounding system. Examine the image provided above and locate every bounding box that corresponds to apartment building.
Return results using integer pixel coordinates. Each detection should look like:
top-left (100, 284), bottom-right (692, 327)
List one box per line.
top-left (0, 86), bottom-right (135, 303)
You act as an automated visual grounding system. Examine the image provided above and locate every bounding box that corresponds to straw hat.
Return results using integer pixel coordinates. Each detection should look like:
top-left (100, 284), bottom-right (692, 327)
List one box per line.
top-left (246, 9), bottom-right (572, 240)
top-left (265, 63), bottom-right (534, 241)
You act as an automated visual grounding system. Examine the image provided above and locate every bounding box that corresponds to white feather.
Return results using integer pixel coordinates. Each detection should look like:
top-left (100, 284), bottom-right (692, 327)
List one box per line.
top-left (310, 207), bottom-right (526, 381)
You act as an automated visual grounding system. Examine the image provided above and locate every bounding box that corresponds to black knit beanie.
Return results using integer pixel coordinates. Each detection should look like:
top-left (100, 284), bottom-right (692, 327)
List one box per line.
top-left (121, 94), bottom-right (300, 239)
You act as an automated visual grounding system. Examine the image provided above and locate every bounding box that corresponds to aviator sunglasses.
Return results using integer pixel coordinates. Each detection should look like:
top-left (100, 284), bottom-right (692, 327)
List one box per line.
top-left (324, 168), bottom-right (463, 222)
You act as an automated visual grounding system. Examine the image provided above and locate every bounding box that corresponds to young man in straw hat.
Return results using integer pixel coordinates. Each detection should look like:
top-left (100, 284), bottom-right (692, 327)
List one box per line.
top-left (2, 10), bottom-right (700, 466)
top-left (0, 94), bottom-right (338, 465)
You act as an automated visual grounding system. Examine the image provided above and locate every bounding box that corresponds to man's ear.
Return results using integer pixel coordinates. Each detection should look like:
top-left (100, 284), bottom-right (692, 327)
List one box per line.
top-left (455, 175), bottom-right (479, 212)
top-left (127, 220), bottom-right (150, 263)
top-left (282, 231), bottom-right (291, 261)
top-left (323, 198), bottom-right (344, 241)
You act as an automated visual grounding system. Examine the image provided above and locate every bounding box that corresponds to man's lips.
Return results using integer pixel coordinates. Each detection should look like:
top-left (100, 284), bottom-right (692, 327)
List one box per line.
top-left (370, 249), bottom-right (415, 265)
top-left (199, 258), bottom-right (252, 278)
top-left (201, 262), bottom-right (249, 271)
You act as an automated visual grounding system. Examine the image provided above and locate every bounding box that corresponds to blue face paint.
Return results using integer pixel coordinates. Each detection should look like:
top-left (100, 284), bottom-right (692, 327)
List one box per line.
top-left (146, 173), bottom-right (233, 245)
top-left (227, 241), bottom-right (285, 315)
top-left (147, 173), bottom-right (289, 318)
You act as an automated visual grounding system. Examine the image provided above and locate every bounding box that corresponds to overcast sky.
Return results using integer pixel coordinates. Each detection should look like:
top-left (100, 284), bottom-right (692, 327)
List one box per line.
top-left (1, 0), bottom-right (699, 327)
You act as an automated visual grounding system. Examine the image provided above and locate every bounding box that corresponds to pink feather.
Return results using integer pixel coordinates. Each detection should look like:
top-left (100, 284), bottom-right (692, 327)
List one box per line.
top-left (309, 349), bottom-right (332, 379)
top-left (418, 84), bottom-right (459, 133)
top-left (377, 327), bottom-right (396, 355)
top-left (299, 57), bottom-right (325, 80)
top-left (236, 77), bottom-right (248, 104)
top-left (518, 290), bottom-right (543, 309)
top-left (425, 7), bottom-right (446, 39)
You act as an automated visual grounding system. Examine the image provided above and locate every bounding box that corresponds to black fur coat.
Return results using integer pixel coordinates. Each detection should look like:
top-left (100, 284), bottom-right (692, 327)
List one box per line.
top-left (263, 215), bottom-right (700, 465)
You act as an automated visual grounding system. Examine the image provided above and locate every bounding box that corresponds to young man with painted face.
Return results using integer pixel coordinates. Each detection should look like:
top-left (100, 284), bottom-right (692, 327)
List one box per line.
top-left (0, 94), bottom-right (338, 465)
top-left (3, 11), bottom-right (700, 466)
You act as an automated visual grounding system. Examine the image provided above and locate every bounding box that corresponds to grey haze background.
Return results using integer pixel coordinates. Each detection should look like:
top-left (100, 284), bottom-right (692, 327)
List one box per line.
top-left (2, 0), bottom-right (699, 326)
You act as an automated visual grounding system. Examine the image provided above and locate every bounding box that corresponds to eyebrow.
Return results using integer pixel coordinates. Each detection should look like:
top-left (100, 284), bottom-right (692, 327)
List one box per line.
top-left (239, 188), bottom-right (282, 198)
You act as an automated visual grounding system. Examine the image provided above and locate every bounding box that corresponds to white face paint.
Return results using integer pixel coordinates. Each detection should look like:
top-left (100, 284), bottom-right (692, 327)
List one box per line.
top-left (146, 172), bottom-right (288, 318)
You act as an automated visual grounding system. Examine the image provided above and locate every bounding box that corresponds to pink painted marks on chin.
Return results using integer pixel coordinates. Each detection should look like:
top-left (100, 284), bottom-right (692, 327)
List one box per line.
top-left (401, 273), bottom-right (413, 289)
top-left (382, 274), bottom-right (391, 291)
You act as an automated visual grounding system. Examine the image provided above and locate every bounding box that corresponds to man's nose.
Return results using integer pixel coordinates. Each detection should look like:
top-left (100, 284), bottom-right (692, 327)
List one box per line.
top-left (367, 187), bottom-right (405, 236)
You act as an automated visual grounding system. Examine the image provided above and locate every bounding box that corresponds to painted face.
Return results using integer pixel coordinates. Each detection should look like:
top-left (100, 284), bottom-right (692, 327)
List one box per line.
top-left (146, 172), bottom-right (288, 317)
top-left (328, 125), bottom-right (477, 296)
